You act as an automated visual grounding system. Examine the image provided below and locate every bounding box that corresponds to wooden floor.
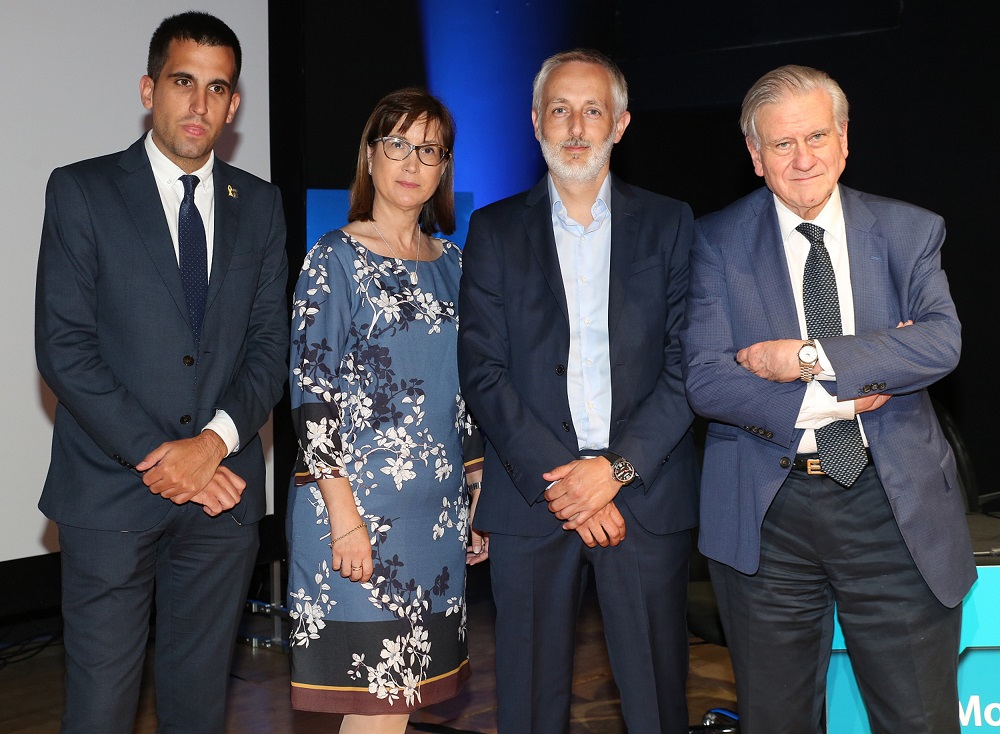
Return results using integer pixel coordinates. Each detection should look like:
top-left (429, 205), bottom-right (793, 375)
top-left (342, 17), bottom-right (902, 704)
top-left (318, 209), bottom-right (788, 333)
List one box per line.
top-left (0, 562), bottom-right (737, 733)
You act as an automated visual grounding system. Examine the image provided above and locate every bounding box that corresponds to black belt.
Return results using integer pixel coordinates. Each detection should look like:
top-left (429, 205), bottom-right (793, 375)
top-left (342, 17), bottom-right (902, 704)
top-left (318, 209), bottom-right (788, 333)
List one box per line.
top-left (792, 449), bottom-right (873, 475)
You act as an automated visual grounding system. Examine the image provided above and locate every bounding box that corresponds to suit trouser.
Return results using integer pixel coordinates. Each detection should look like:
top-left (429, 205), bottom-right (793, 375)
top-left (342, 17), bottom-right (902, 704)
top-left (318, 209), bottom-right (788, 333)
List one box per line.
top-left (710, 464), bottom-right (962, 734)
top-left (489, 500), bottom-right (691, 734)
top-left (57, 502), bottom-right (258, 734)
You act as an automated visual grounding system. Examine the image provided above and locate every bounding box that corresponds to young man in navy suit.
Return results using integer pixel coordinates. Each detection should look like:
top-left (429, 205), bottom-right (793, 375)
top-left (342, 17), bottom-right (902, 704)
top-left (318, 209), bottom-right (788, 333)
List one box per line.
top-left (35, 12), bottom-right (288, 733)
top-left (459, 49), bottom-right (698, 733)
top-left (682, 65), bottom-right (974, 734)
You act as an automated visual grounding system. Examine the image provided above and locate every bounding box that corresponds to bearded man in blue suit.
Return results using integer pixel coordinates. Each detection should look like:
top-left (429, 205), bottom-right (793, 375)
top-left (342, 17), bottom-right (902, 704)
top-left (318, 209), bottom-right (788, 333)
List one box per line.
top-left (35, 12), bottom-right (287, 733)
top-left (682, 64), bottom-right (974, 734)
top-left (459, 49), bottom-right (698, 733)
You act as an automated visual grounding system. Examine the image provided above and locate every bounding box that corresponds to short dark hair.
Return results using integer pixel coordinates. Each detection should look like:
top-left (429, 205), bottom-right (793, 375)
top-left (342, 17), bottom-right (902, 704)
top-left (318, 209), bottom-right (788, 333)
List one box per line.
top-left (348, 88), bottom-right (457, 235)
top-left (147, 11), bottom-right (242, 87)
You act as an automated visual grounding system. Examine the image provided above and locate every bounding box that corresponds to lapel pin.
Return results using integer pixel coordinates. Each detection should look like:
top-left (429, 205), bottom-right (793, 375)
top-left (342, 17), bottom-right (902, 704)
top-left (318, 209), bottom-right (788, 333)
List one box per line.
top-left (227, 184), bottom-right (238, 199)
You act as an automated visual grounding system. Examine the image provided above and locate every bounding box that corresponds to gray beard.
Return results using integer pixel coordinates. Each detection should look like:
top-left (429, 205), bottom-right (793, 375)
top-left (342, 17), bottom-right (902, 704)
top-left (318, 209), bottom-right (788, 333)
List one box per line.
top-left (540, 133), bottom-right (615, 184)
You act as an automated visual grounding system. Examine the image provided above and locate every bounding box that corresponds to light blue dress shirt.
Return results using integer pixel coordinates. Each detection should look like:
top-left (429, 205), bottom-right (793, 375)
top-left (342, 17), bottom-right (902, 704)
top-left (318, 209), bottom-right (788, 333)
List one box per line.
top-left (547, 174), bottom-right (613, 452)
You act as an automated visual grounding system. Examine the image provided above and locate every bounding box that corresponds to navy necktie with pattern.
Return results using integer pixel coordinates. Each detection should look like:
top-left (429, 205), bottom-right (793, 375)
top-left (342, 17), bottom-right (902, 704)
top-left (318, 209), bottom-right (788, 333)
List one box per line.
top-left (797, 221), bottom-right (869, 487)
top-left (179, 174), bottom-right (208, 346)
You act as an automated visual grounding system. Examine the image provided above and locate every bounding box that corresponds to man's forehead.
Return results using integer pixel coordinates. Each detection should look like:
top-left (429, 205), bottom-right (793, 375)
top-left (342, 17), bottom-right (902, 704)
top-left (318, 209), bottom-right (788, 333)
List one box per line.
top-left (759, 93), bottom-right (835, 128)
top-left (545, 95), bottom-right (608, 107)
top-left (544, 62), bottom-right (612, 93)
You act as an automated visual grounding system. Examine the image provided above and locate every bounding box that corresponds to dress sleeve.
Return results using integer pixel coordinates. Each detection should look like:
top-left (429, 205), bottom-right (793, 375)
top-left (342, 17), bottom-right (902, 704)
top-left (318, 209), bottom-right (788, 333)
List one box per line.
top-left (461, 408), bottom-right (485, 476)
top-left (290, 236), bottom-right (356, 483)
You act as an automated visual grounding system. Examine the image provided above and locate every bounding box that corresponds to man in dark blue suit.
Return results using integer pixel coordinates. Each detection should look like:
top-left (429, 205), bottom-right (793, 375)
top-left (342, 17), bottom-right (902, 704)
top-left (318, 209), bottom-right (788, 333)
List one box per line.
top-left (34, 12), bottom-right (288, 733)
top-left (682, 65), bottom-right (975, 734)
top-left (459, 49), bottom-right (698, 734)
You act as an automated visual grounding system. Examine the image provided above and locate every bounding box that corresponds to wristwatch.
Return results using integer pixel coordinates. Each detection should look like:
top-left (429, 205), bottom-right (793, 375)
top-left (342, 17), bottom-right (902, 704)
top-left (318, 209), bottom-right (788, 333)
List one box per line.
top-left (798, 339), bottom-right (819, 382)
top-left (602, 452), bottom-right (637, 485)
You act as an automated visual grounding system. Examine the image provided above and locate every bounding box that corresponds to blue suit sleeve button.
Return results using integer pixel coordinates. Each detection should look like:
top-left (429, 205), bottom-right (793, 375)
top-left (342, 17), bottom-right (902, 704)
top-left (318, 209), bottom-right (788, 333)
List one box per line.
top-left (180, 414), bottom-right (192, 425)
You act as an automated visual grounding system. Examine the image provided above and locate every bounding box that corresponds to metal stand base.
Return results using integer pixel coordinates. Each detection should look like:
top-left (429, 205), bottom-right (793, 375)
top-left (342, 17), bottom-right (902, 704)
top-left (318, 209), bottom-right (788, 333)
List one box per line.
top-left (240, 559), bottom-right (288, 650)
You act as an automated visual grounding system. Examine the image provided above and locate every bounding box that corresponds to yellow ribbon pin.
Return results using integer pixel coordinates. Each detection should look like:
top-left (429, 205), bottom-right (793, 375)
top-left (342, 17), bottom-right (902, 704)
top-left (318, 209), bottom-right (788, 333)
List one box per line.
top-left (227, 185), bottom-right (238, 199)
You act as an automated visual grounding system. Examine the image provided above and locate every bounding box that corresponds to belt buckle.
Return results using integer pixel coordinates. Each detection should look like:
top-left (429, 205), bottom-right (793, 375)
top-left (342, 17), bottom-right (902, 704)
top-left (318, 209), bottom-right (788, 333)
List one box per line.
top-left (806, 458), bottom-right (824, 475)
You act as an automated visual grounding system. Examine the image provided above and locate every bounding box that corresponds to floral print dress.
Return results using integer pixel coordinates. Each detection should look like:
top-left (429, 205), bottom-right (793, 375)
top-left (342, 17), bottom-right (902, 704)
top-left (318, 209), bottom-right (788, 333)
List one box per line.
top-left (286, 230), bottom-right (481, 714)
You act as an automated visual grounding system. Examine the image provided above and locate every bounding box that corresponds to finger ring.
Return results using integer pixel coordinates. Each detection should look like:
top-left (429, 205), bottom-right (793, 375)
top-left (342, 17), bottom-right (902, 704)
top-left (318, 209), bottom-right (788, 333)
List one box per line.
top-left (351, 565), bottom-right (362, 571)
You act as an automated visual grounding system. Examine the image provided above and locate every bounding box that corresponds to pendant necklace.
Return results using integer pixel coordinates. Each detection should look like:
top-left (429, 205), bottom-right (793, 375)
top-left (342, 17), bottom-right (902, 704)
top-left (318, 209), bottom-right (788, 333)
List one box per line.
top-left (371, 221), bottom-right (420, 285)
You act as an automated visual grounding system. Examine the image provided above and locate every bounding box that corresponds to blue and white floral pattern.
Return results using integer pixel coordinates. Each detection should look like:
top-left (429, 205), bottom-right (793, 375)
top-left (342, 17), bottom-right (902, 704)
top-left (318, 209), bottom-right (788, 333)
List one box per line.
top-left (286, 230), bottom-right (475, 713)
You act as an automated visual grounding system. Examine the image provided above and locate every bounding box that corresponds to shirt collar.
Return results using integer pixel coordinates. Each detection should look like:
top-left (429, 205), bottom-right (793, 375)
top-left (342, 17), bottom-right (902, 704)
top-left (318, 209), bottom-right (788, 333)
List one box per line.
top-left (547, 173), bottom-right (612, 225)
top-left (144, 131), bottom-right (215, 190)
top-left (774, 184), bottom-right (845, 244)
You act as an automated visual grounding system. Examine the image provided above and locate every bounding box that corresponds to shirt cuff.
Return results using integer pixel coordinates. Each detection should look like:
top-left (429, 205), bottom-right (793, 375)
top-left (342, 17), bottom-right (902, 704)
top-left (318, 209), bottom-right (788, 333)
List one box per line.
top-left (202, 410), bottom-right (239, 455)
top-left (814, 339), bottom-right (836, 379)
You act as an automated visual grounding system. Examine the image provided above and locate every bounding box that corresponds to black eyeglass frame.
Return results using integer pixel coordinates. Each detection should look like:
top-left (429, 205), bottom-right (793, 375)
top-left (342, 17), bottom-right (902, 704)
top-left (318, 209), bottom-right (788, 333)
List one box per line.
top-left (371, 136), bottom-right (451, 166)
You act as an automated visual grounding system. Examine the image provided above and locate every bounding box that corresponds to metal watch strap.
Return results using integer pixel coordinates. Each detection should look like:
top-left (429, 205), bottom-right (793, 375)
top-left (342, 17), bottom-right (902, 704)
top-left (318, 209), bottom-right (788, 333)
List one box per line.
top-left (799, 339), bottom-right (817, 382)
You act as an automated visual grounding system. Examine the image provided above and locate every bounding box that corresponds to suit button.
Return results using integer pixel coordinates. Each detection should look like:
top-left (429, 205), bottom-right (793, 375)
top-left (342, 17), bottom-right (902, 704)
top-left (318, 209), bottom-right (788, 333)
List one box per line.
top-left (878, 382), bottom-right (887, 390)
top-left (180, 415), bottom-right (192, 425)
top-left (562, 422), bottom-right (571, 432)
top-left (555, 364), bottom-right (566, 376)
top-left (780, 457), bottom-right (791, 468)
top-left (862, 385), bottom-right (872, 394)
top-left (503, 461), bottom-right (512, 472)
top-left (765, 431), bottom-right (774, 439)
top-left (183, 355), bottom-right (195, 366)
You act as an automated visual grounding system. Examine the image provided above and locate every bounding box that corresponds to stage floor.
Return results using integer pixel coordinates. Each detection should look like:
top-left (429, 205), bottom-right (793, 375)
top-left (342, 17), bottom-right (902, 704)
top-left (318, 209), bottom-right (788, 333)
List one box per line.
top-left (0, 561), bottom-right (737, 733)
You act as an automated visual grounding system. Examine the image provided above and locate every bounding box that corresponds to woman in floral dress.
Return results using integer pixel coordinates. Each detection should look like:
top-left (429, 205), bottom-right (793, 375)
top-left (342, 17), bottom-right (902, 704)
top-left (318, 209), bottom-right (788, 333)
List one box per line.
top-left (286, 88), bottom-right (485, 734)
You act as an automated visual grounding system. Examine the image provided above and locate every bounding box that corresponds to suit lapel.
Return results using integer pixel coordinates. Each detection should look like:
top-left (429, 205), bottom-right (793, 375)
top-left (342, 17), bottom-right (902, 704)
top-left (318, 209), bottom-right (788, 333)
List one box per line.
top-left (115, 139), bottom-right (189, 325)
top-left (206, 160), bottom-right (239, 315)
top-left (746, 188), bottom-right (801, 338)
top-left (523, 178), bottom-right (569, 323)
top-left (840, 185), bottom-right (887, 335)
top-left (608, 175), bottom-right (637, 335)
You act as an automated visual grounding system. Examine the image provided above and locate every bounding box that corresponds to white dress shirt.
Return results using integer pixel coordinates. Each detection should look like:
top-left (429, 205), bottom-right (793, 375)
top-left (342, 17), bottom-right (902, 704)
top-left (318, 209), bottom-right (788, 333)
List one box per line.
top-left (773, 185), bottom-right (869, 453)
top-left (144, 132), bottom-right (239, 453)
top-left (548, 174), bottom-right (613, 452)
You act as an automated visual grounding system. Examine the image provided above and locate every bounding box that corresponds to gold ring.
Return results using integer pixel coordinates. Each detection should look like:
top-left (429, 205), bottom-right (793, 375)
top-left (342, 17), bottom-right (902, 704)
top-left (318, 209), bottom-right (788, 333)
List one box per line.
top-left (351, 565), bottom-right (362, 571)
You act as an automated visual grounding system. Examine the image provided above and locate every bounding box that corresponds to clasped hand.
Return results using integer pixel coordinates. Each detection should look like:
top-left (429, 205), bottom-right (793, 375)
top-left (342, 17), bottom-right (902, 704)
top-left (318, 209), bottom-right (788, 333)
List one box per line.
top-left (137, 431), bottom-right (244, 516)
top-left (543, 458), bottom-right (626, 547)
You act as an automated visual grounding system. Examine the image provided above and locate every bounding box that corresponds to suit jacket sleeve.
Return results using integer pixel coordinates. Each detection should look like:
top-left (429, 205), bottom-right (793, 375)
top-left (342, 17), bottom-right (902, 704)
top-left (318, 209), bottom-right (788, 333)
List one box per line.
top-left (609, 200), bottom-right (695, 490)
top-left (682, 216), bottom-right (805, 448)
top-left (213, 184), bottom-right (289, 445)
top-left (458, 207), bottom-right (578, 505)
top-left (821, 212), bottom-right (960, 395)
top-left (35, 166), bottom-right (169, 465)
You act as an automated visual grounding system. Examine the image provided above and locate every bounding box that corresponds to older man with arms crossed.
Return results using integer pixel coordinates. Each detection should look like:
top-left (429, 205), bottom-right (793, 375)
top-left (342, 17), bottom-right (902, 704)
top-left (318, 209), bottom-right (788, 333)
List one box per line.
top-left (682, 64), bottom-right (974, 734)
top-left (35, 12), bottom-right (288, 733)
top-left (459, 49), bottom-right (698, 733)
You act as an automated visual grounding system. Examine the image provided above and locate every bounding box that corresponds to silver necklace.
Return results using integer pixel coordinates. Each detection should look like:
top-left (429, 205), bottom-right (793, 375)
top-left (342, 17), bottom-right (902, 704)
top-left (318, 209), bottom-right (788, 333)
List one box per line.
top-left (371, 221), bottom-right (421, 284)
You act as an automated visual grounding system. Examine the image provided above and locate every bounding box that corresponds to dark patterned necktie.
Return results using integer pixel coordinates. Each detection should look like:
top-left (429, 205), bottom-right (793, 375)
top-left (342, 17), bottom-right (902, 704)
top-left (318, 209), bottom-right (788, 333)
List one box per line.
top-left (179, 175), bottom-right (208, 346)
top-left (797, 221), bottom-right (868, 487)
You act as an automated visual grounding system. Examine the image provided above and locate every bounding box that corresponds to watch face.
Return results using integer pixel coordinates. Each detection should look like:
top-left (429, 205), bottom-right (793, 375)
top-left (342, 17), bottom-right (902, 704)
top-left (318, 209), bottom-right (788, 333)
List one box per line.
top-left (612, 458), bottom-right (636, 484)
top-left (799, 344), bottom-right (818, 362)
